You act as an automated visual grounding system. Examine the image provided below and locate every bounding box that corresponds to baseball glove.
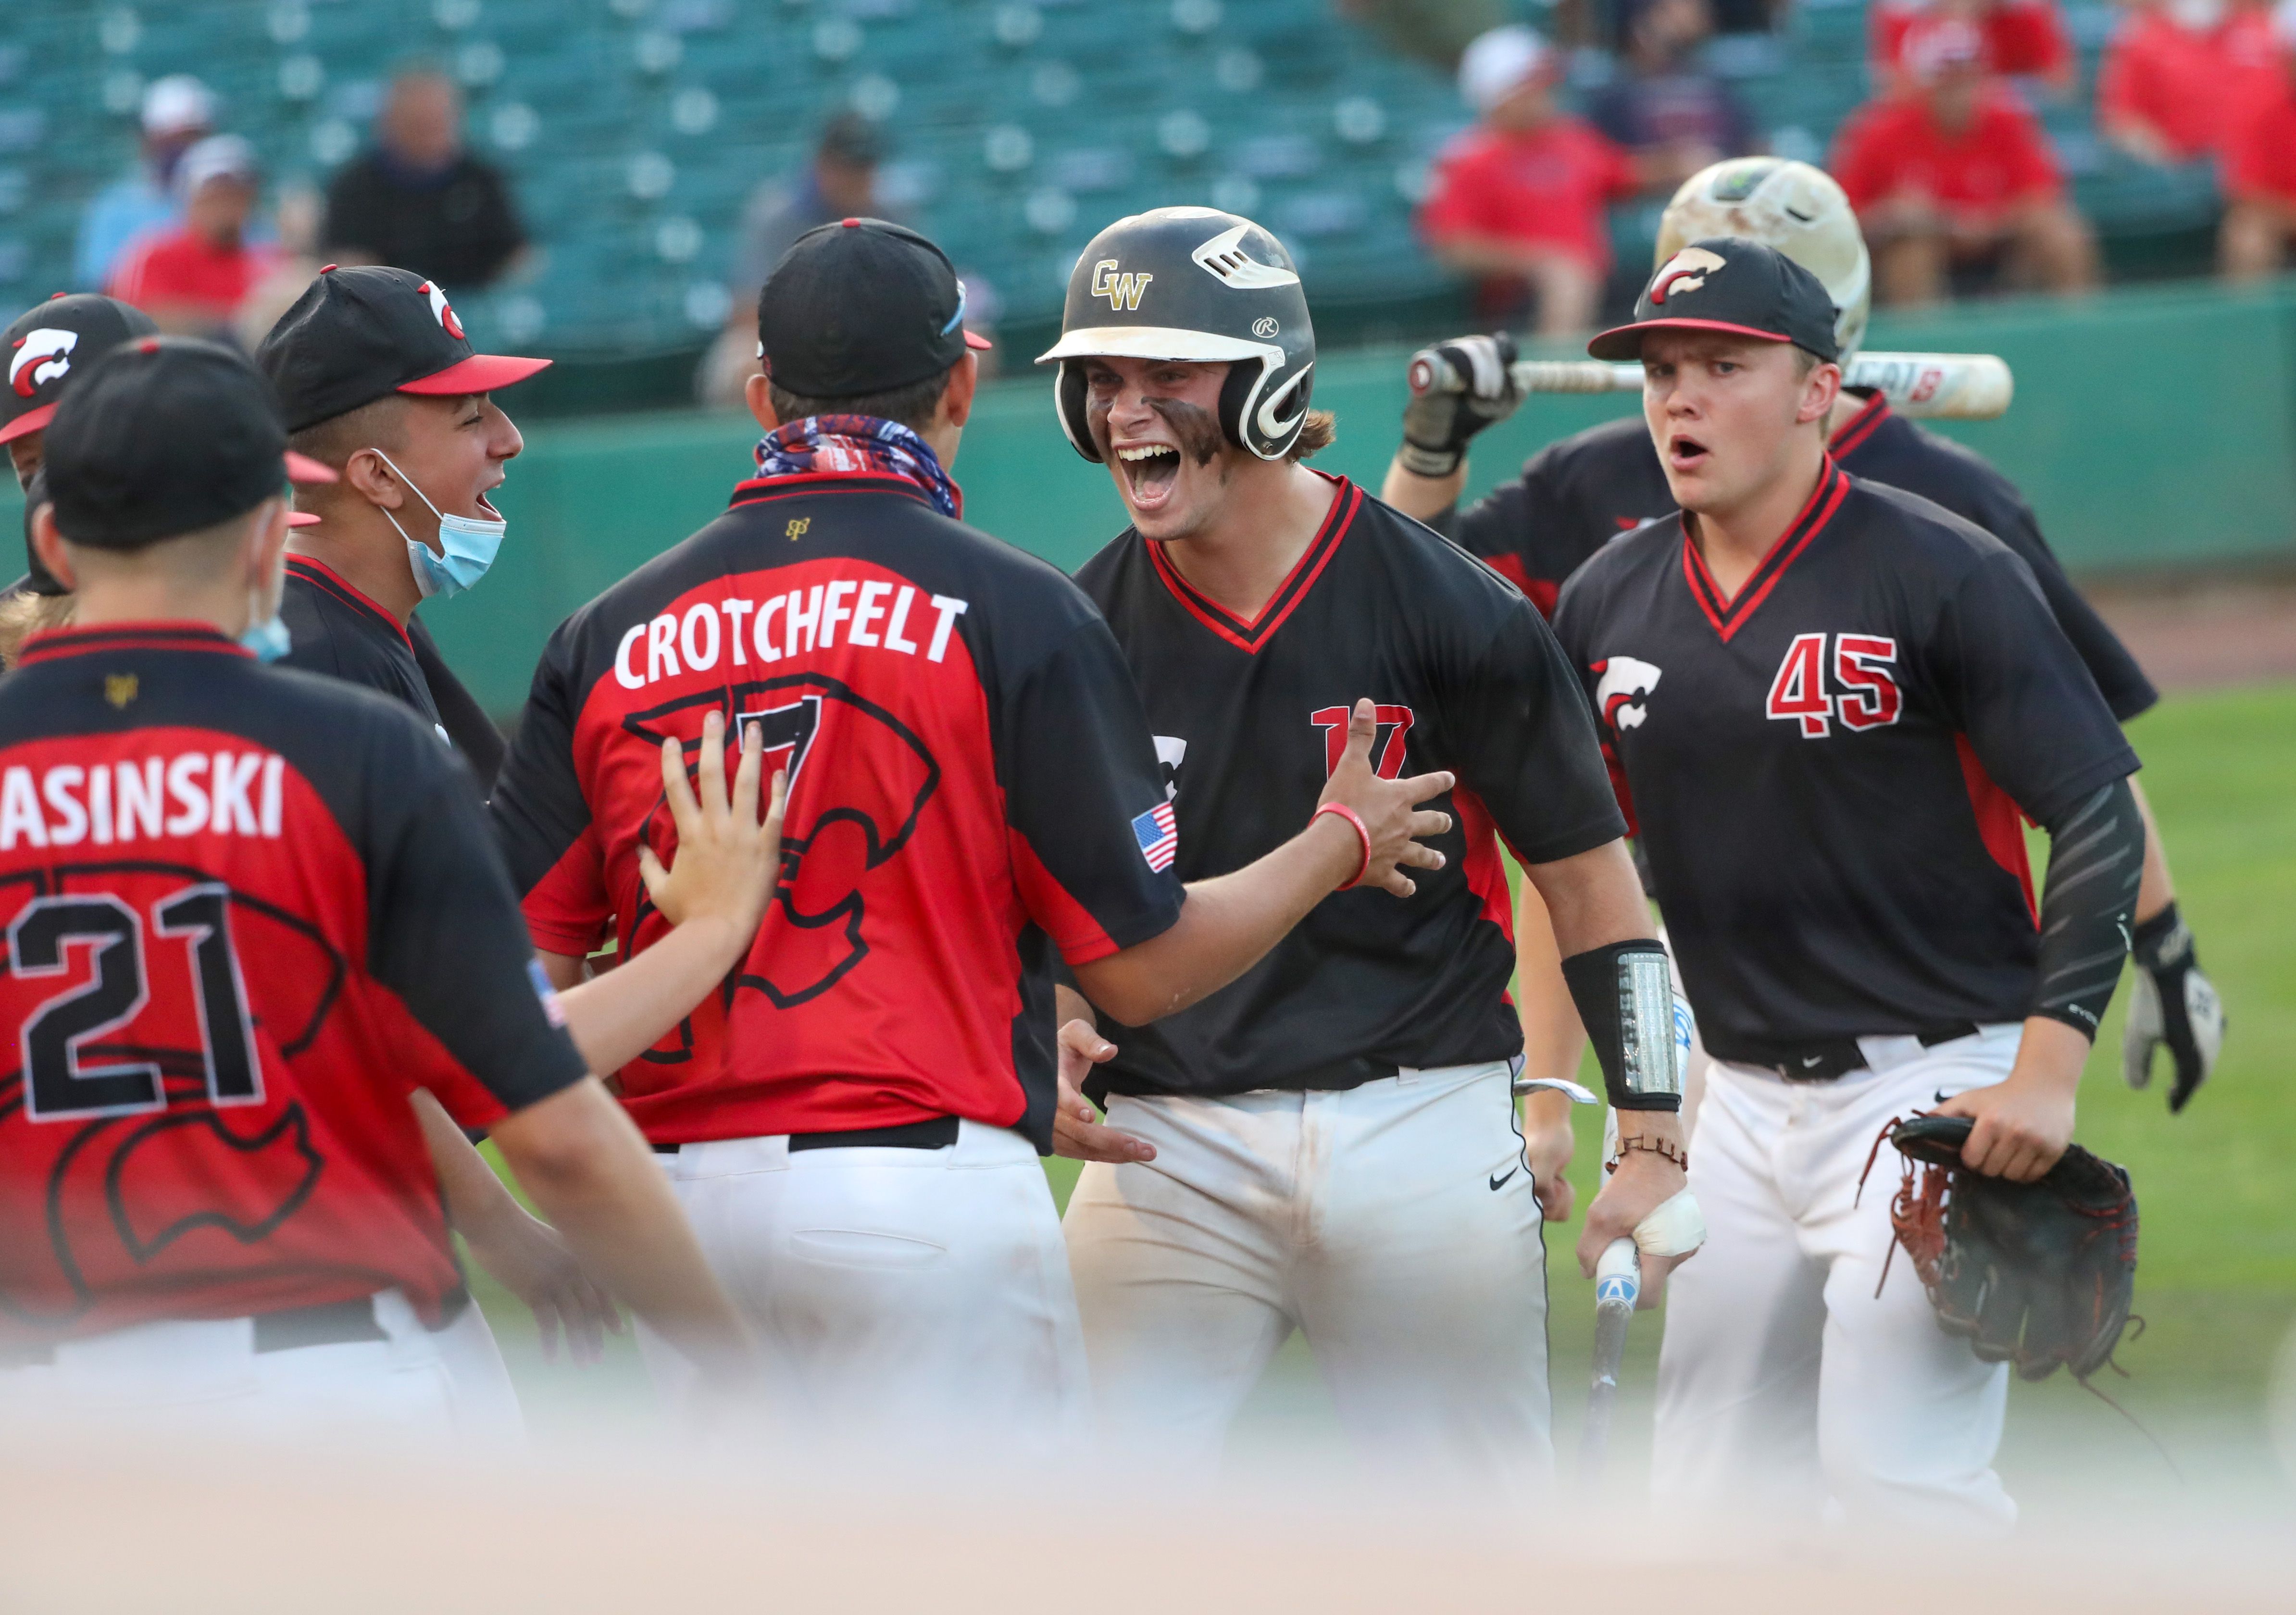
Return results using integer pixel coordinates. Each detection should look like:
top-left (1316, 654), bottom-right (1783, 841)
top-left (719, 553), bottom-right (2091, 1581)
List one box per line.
top-left (1868, 1115), bottom-right (2138, 1382)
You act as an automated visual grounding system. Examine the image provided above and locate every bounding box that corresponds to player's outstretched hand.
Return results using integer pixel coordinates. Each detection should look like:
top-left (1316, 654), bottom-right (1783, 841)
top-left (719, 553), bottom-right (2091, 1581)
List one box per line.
top-left (638, 708), bottom-right (789, 947)
top-left (1317, 697), bottom-right (1454, 897)
top-left (459, 1200), bottom-right (624, 1366)
top-left (1052, 1019), bottom-right (1157, 1164)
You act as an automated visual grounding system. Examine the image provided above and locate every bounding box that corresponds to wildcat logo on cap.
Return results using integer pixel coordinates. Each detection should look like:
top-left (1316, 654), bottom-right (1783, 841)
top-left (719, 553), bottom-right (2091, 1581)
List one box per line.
top-left (418, 280), bottom-right (465, 341)
top-left (1649, 246), bottom-right (1729, 305)
top-left (10, 328), bottom-right (77, 398)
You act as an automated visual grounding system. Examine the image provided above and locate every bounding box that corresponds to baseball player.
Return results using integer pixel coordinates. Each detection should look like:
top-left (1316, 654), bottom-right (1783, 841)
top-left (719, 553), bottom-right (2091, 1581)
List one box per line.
top-left (1036, 207), bottom-right (1696, 1487)
top-left (258, 266), bottom-right (539, 788)
top-left (251, 268), bottom-right (796, 1410)
top-left (0, 336), bottom-right (752, 1439)
top-left (486, 218), bottom-right (1450, 1450)
top-left (1548, 239), bottom-right (2145, 1528)
top-left (2, 295), bottom-right (164, 664)
top-left (1382, 158), bottom-right (2222, 1116)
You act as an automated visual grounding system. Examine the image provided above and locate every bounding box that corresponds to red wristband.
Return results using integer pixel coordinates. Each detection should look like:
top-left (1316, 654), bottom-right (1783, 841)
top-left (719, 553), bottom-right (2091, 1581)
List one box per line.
top-left (1313, 802), bottom-right (1373, 891)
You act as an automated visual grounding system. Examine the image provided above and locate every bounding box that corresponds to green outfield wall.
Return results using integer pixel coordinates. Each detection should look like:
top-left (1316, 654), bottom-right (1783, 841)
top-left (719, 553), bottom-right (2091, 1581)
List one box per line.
top-left (6, 278), bottom-right (2293, 714)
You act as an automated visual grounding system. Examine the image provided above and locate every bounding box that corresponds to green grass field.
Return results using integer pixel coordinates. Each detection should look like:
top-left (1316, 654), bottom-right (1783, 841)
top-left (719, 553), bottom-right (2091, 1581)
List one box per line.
top-left (481, 682), bottom-right (2296, 1479)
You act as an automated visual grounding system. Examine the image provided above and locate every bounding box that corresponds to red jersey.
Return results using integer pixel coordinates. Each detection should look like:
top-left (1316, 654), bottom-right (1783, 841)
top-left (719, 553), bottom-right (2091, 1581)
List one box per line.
top-left (1872, 0), bottom-right (2074, 80)
top-left (2223, 85), bottom-right (2296, 206)
top-left (487, 468), bottom-right (1186, 1151)
top-left (1830, 89), bottom-right (2064, 226)
top-left (0, 624), bottom-right (585, 1351)
top-left (108, 229), bottom-right (281, 320)
top-left (1416, 119), bottom-right (1640, 273)
top-left (2097, 7), bottom-right (2285, 161)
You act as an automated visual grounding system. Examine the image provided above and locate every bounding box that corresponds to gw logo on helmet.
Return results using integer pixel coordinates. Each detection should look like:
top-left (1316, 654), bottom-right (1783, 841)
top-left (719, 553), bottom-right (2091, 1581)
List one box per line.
top-left (1090, 261), bottom-right (1154, 312)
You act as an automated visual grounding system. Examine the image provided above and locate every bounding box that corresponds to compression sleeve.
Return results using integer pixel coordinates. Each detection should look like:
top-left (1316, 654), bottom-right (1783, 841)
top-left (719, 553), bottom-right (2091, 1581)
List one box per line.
top-left (2030, 776), bottom-right (2145, 1040)
top-left (1561, 940), bottom-right (1682, 1111)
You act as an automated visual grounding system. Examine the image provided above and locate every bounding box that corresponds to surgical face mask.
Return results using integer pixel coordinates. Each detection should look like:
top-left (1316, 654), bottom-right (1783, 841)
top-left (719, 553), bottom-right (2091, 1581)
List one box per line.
top-left (240, 582), bottom-right (290, 663)
top-left (369, 448), bottom-right (506, 600)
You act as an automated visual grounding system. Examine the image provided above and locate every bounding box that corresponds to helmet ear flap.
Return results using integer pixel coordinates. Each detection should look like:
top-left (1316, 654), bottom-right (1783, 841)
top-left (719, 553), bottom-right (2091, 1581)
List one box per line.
top-left (1217, 360), bottom-right (1257, 457)
top-left (1223, 356), bottom-right (1311, 460)
top-left (1054, 360), bottom-right (1103, 463)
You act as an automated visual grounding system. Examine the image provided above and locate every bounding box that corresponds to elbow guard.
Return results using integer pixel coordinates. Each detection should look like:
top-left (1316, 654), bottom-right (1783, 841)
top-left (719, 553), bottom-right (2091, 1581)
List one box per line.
top-left (1561, 940), bottom-right (1683, 1111)
top-left (2031, 776), bottom-right (2145, 1040)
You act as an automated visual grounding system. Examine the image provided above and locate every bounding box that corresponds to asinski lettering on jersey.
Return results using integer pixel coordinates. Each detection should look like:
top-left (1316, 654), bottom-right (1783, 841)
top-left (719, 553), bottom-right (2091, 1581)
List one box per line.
top-left (612, 578), bottom-right (972, 691)
top-left (0, 752), bottom-right (287, 850)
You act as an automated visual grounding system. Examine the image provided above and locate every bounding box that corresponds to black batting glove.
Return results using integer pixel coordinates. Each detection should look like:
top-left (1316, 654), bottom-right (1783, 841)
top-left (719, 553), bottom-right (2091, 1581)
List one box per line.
top-left (1398, 333), bottom-right (1521, 479)
top-left (2121, 902), bottom-right (2224, 1114)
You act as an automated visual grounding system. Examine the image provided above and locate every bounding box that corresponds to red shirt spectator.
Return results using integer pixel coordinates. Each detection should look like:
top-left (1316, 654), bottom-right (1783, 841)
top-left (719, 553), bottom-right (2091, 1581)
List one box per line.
top-left (2099, 0), bottom-right (2286, 162)
top-left (107, 136), bottom-right (281, 334)
top-left (1873, 0), bottom-right (2076, 87)
top-left (1419, 121), bottom-right (1641, 273)
top-left (2222, 77), bottom-right (2296, 206)
top-left (1831, 85), bottom-right (2065, 229)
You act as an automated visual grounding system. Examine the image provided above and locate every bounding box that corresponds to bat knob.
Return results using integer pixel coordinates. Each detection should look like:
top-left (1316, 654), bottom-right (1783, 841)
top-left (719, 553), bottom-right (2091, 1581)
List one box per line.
top-left (1406, 355), bottom-right (1436, 397)
top-left (1594, 1235), bottom-right (1640, 1306)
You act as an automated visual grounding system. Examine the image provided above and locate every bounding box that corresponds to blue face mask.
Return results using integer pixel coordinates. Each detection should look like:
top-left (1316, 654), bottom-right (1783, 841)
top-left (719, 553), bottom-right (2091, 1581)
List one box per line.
top-left (371, 449), bottom-right (506, 601)
top-left (240, 586), bottom-right (291, 663)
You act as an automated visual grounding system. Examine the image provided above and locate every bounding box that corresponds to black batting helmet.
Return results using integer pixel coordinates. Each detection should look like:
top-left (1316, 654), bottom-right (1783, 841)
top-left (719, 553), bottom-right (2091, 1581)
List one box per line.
top-left (1036, 207), bottom-right (1315, 462)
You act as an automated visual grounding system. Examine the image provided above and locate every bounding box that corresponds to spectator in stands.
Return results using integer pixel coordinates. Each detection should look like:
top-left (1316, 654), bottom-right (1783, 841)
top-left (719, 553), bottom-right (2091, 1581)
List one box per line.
top-left (1586, 0), bottom-right (1762, 197)
top-left (321, 67), bottom-right (527, 291)
top-left (1830, 16), bottom-right (2097, 304)
top-left (107, 136), bottom-right (284, 338)
top-left (2098, 0), bottom-right (2282, 165)
top-left (1872, 0), bottom-right (2078, 97)
top-left (1417, 25), bottom-right (1641, 335)
top-left (698, 113), bottom-right (889, 405)
top-left (73, 75), bottom-right (215, 291)
top-left (2220, 0), bottom-right (2296, 278)
top-left (1333, 0), bottom-right (1506, 68)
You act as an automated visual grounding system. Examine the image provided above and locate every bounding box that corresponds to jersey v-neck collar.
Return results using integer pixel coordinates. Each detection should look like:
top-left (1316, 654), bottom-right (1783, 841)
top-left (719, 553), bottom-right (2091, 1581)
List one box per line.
top-left (1679, 458), bottom-right (1851, 644)
top-left (287, 554), bottom-right (413, 648)
top-left (18, 621), bottom-right (249, 666)
top-left (1143, 473), bottom-right (1360, 655)
top-left (1829, 391), bottom-right (1892, 459)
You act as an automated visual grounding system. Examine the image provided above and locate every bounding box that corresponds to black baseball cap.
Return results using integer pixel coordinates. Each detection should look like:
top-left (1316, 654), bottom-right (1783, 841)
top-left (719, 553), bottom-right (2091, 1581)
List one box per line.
top-left (3, 293), bottom-right (161, 447)
top-left (759, 218), bottom-right (992, 398)
top-left (42, 336), bottom-right (338, 551)
top-left (1588, 236), bottom-right (1840, 363)
top-left (257, 264), bottom-right (551, 434)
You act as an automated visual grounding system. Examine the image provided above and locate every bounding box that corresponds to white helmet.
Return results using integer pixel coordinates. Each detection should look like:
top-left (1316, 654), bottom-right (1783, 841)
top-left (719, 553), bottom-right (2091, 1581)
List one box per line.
top-left (1656, 157), bottom-right (1871, 361)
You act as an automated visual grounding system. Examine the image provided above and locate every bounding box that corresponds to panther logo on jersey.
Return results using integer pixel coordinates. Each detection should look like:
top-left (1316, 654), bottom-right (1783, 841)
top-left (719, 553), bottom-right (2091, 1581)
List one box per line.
top-left (623, 673), bottom-right (939, 1011)
top-left (1594, 655), bottom-right (1663, 731)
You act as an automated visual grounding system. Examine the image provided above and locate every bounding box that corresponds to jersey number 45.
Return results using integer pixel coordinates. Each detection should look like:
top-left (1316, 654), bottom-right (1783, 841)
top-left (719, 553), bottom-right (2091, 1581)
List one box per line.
top-left (1765, 633), bottom-right (1901, 739)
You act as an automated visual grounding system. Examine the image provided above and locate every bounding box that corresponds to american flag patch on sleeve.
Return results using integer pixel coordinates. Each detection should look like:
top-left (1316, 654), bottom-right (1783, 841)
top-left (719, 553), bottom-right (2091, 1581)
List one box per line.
top-left (1130, 802), bottom-right (1178, 872)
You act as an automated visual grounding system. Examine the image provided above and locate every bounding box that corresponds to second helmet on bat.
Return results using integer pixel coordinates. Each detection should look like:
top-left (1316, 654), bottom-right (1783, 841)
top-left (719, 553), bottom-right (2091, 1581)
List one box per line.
top-left (1036, 207), bottom-right (1315, 462)
top-left (1657, 157), bottom-right (1871, 361)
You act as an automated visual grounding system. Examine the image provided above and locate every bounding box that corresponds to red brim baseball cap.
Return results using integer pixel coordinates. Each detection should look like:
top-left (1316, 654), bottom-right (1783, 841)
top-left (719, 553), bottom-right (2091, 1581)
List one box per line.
top-left (285, 449), bottom-right (337, 484)
top-left (286, 511), bottom-right (323, 526)
top-left (258, 264), bottom-right (551, 433)
top-left (1588, 236), bottom-right (1840, 363)
top-left (0, 404), bottom-right (52, 446)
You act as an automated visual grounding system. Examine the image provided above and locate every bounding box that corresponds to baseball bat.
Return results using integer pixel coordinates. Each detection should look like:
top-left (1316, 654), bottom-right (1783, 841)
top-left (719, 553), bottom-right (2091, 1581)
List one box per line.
top-left (1409, 351), bottom-right (2014, 420)
top-left (1580, 1236), bottom-right (1641, 1486)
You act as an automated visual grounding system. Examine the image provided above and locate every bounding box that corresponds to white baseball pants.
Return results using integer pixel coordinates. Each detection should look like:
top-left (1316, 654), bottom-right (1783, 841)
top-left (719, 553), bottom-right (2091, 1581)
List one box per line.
top-left (1652, 1023), bottom-right (2023, 1533)
top-left (634, 1120), bottom-right (1089, 1454)
top-left (0, 1289), bottom-right (459, 1445)
top-left (1062, 1061), bottom-right (1552, 1489)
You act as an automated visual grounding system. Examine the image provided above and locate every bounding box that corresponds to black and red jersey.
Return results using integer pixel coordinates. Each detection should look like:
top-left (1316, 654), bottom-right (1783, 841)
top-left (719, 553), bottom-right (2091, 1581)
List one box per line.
top-left (1075, 475), bottom-right (1624, 1100)
top-left (279, 555), bottom-right (504, 790)
top-left (1447, 395), bottom-right (2159, 721)
top-left (1549, 465), bottom-right (2140, 1061)
top-left (0, 623), bottom-right (585, 1350)
top-left (486, 470), bottom-right (1185, 1152)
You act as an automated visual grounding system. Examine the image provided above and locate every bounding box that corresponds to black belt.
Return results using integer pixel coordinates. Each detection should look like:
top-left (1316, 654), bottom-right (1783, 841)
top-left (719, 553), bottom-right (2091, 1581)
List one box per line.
top-left (0, 1284), bottom-right (467, 1369)
top-left (1749, 1022), bottom-right (1982, 1083)
top-left (651, 1114), bottom-right (960, 1156)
